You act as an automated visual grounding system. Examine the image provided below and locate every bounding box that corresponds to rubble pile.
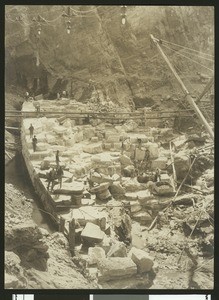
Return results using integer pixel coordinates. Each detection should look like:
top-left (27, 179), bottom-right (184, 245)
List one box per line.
top-left (5, 183), bottom-right (98, 289)
top-left (11, 99), bottom-right (214, 288)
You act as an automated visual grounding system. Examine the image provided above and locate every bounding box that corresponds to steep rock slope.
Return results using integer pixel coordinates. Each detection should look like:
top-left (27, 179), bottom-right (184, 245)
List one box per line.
top-left (5, 5), bottom-right (214, 108)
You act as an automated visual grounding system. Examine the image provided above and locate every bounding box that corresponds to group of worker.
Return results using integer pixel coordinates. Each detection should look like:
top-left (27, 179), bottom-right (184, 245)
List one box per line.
top-left (28, 122), bottom-right (63, 191)
top-left (29, 123), bottom-right (38, 152)
top-left (57, 90), bottom-right (69, 99)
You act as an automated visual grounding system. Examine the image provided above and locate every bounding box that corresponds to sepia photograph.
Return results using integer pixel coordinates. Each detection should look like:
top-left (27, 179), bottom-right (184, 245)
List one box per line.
top-left (5, 5), bottom-right (214, 290)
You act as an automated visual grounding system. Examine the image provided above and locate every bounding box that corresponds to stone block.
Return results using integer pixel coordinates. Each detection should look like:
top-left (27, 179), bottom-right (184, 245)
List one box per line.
top-left (83, 127), bottom-right (96, 140)
top-left (81, 222), bottom-right (105, 244)
top-left (130, 201), bottom-right (142, 213)
top-left (137, 190), bottom-right (154, 203)
top-left (106, 134), bottom-right (121, 143)
top-left (97, 189), bottom-right (112, 201)
top-left (147, 142), bottom-right (159, 159)
top-left (135, 148), bottom-right (146, 161)
top-left (160, 173), bottom-right (171, 183)
top-left (90, 182), bottom-right (110, 194)
top-left (91, 136), bottom-right (99, 143)
top-left (109, 182), bottom-right (125, 197)
top-left (83, 143), bottom-right (103, 154)
top-left (97, 257), bottom-right (137, 282)
top-left (123, 165), bottom-right (135, 177)
top-left (111, 174), bottom-right (120, 181)
top-left (174, 152), bottom-right (190, 179)
top-left (36, 142), bottom-right (48, 151)
top-left (103, 143), bottom-right (112, 150)
top-left (151, 156), bottom-right (168, 170)
top-left (120, 155), bottom-right (133, 167)
top-left (125, 192), bottom-right (138, 201)
top-left (74, 131), bottom-right (84, 143)
top-left (113, 142), bottom-right (122, 151)
top-left (107, 241), bottom-right (127, 257)
top-left (88, 247), bottom-right (106, 265)
top-left (129, 247), bottom-right (154, 273)
top-left (53, 125), bottom-right (66, 135)
top-left (132, 211), bottom-right (153, 225)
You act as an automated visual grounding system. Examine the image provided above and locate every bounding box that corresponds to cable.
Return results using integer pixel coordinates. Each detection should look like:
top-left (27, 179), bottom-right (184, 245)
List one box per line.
top-left (179, 48), bottom-right (214, 63)
top-left (161, 43), bottom-right (214, 73)
top-left (160, 38), bottom-right (214, 58)
top-left (70, 5), bottom-right (101, 14)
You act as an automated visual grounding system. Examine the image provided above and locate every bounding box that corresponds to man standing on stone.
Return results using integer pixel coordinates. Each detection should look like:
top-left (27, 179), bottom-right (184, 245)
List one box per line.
top-left (56, 150), bottom-right (60, 168)
top-left (56, 166), bottom-right (64, 188)
top-left (29, 123), bottom-right (34, 139)
top-left (32, 135), bottom-right (37, 152)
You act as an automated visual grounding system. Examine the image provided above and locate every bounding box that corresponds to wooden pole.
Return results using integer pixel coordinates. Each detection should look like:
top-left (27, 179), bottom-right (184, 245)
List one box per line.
top-left (169, 142), bottom-right (177, 192)
top-left (69, 219), bottom-right (76, 256)
top-left (150, 34), bottom-right (214, 140)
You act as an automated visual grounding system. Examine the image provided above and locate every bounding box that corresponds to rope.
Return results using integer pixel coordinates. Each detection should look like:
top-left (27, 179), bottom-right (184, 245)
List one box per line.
top-left (160, 38), bottom-right (214, 58)
top-left (161, 44), bottom-right (214, 73)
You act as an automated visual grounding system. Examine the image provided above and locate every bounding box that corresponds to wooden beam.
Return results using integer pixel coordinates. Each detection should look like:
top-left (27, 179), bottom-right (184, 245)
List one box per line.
top-left (69, 219), bottom-right (76, 256)
top-left (195, 76), bottom-right (214, 104)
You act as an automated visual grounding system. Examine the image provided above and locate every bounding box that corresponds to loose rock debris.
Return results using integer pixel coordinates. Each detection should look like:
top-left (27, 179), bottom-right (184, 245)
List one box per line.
top-left (5, 99), bottom-right (214, 289)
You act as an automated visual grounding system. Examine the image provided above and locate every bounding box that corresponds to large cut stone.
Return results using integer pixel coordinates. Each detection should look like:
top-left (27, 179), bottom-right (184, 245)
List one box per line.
top-left (125, 192), bottom-right (138, 201)
top-left (109, 182), bottom-right (125, 197)
top-left (90, 182), bottom-right (110, 194)
top-left (54, 182), bottom-right (84, 195)
top-left (106, 134), bottom-right (121, 143)
top-left (147, 142), bottom-right (159, 159)
top-left (135, 148), bottom-right (146, 161)
top-left (83, 143), bottom-right (103, 154)
top-left (130, 201), bottom-right (142, 213)
top-left (107, 241), bottom-right (127, 258)
top-left (132, 211), bottom-right (153, 225)
top-left (174, 152), bottom-right (190, 179)
top-left (88, 247), bottom-right (106, 265)
top-left (97, 257), bottom-right (137, 282)
top-left (123, 165), bottom-right (135, 177)
top-left (120, 154), bottom-right (133, 167)
top-left (129, 247), bottom-right (154, 273)
top-left (151, 156), bottom-right (168, 170)
top-left (81, 222), bottom-right (105, 244)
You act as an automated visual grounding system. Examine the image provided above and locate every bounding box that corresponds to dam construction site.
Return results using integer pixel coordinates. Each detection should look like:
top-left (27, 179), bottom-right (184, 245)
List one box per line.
top-left (5, 5), bottom-right (214, 290)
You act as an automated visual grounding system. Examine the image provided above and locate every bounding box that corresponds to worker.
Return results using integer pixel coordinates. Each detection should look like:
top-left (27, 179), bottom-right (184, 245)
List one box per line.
top-left (62, 90), bottom-right (66, 98)
top-left (32, 135), bottom-right (37, 152)
top-left (29, 123), bottom-right (34, 139)
top-left (47, 168), bottom-right (55, 191)
top-left (137, 138), bottom-right (142, 149)
top-left (57, 92), bottom-right (60, 100)
top-left (154, 168), bottom-right (161, 182)
top-left (56, 150), bottom-right (60, 167)
top-left (56, 166), bottom-right (64, 188)
top-left (25, 91), bottom-right (29, 101)
top-left (163, 120), bottom-right (169, 128)
top-left (36, 103), bottom-right (40, 113)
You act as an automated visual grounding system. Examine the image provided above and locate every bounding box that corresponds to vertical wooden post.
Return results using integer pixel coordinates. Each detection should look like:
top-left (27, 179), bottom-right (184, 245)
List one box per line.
top-left (69, 219), bottom-right (76, 256)
top-left (59, 217), bottom-right (65, 233)
top-left (169, 141), bottom-right (177, 192)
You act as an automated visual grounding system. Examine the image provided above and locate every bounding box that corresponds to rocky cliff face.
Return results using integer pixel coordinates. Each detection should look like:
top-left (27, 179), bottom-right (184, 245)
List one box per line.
top-left (5, 5), bottom-right (214, 107)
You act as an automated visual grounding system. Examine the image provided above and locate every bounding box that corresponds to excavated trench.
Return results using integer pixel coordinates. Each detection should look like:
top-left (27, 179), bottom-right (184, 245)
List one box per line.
top-left (5, 152), bottom-right (56, 234)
